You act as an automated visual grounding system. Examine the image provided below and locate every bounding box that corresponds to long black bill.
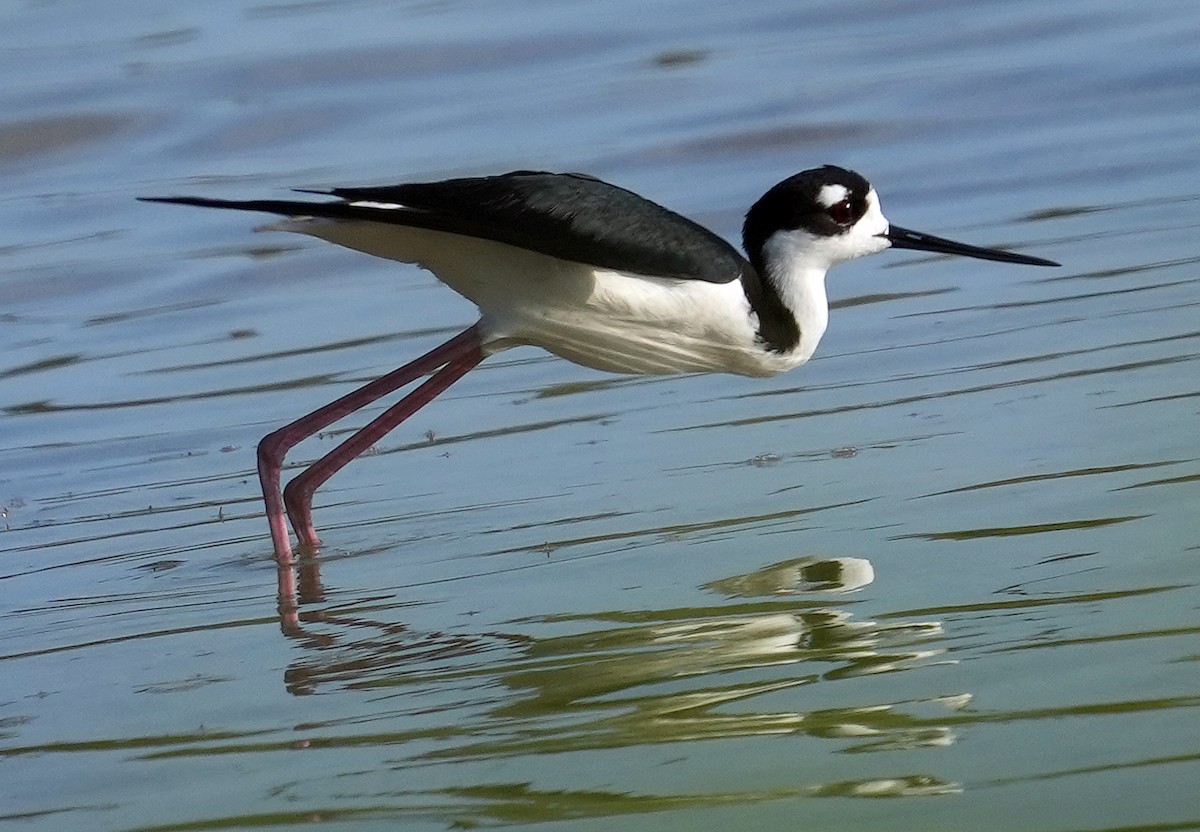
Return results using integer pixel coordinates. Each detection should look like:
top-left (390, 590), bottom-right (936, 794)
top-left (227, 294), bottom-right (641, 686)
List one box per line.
top-left (886, 225), bottom-right (1059, 267)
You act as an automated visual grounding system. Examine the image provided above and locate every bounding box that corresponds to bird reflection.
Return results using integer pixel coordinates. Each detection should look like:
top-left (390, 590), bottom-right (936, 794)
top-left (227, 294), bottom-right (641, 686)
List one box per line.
top-left (273, 553), bottom-right (966, 764)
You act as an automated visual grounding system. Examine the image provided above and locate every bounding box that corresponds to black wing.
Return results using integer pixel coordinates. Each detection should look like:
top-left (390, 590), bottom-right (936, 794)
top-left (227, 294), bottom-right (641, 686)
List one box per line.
top-left (142, 171), bottom-right (747, 284)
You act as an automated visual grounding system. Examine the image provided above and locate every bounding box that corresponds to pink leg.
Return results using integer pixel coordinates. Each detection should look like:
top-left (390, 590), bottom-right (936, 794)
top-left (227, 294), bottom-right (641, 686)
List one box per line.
top-left (258, 325), bottom-right (484, 564)
top-left (282, 349), bottom-right (483, 548)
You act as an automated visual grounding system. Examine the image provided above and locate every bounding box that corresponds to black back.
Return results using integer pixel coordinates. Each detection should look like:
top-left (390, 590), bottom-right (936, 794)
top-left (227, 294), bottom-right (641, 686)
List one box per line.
top-left (327, 171), bottom-right (747, 283)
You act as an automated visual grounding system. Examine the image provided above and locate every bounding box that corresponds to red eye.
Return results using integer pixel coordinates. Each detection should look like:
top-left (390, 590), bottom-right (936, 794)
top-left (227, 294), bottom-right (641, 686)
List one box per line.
top-left (827, 198), bottom-right (854, 225)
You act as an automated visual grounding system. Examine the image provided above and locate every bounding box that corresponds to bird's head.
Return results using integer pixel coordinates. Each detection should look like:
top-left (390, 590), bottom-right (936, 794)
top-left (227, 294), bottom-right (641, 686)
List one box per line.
top-left (743, 165), bottom-right (1058, 278)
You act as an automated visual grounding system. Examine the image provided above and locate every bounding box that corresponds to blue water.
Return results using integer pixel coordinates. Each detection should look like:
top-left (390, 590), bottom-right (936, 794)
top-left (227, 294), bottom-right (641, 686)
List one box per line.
top-left (2, 1), bottom-right (1198, 830)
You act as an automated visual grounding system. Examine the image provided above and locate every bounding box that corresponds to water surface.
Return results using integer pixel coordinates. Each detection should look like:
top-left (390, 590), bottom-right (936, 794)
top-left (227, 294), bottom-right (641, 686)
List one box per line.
top-left (1, 1), bottom-right (1198, 830)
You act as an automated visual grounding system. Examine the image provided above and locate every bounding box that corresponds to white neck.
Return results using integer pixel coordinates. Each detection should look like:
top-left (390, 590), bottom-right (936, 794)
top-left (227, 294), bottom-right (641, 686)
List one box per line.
top-left (761, 232), bottom-right (831, 363)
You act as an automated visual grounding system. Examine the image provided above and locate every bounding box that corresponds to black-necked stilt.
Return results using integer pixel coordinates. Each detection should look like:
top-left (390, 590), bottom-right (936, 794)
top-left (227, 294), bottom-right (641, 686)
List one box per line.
top-left (144, 165), bottom-right (1058, 564)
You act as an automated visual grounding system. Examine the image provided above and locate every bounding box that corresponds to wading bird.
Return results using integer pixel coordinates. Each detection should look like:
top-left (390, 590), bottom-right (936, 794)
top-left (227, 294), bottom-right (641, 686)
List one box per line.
top-left (144, 165), bottom-right (1058, 564)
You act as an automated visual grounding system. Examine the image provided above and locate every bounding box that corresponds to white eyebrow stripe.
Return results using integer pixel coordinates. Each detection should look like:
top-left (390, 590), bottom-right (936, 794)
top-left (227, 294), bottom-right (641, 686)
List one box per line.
top-left (815, 184), bottom-right (849, 208)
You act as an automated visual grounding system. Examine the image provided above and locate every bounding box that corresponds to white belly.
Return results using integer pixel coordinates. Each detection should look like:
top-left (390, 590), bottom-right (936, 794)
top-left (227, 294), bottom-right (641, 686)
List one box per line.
top-left (271, 218), bottom-right (815, 377)
top-left (491, 269), bottom-right (804, 377)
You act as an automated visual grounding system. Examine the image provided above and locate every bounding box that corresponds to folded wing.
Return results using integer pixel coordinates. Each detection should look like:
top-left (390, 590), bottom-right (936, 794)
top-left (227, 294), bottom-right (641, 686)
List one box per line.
top-left (143, 170), bottom-right (748, 283)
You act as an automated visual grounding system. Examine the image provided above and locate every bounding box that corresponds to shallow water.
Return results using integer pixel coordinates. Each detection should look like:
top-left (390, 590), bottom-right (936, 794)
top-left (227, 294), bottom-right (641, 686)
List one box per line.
top-left (2, 0), bottom-right (1198, 830)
